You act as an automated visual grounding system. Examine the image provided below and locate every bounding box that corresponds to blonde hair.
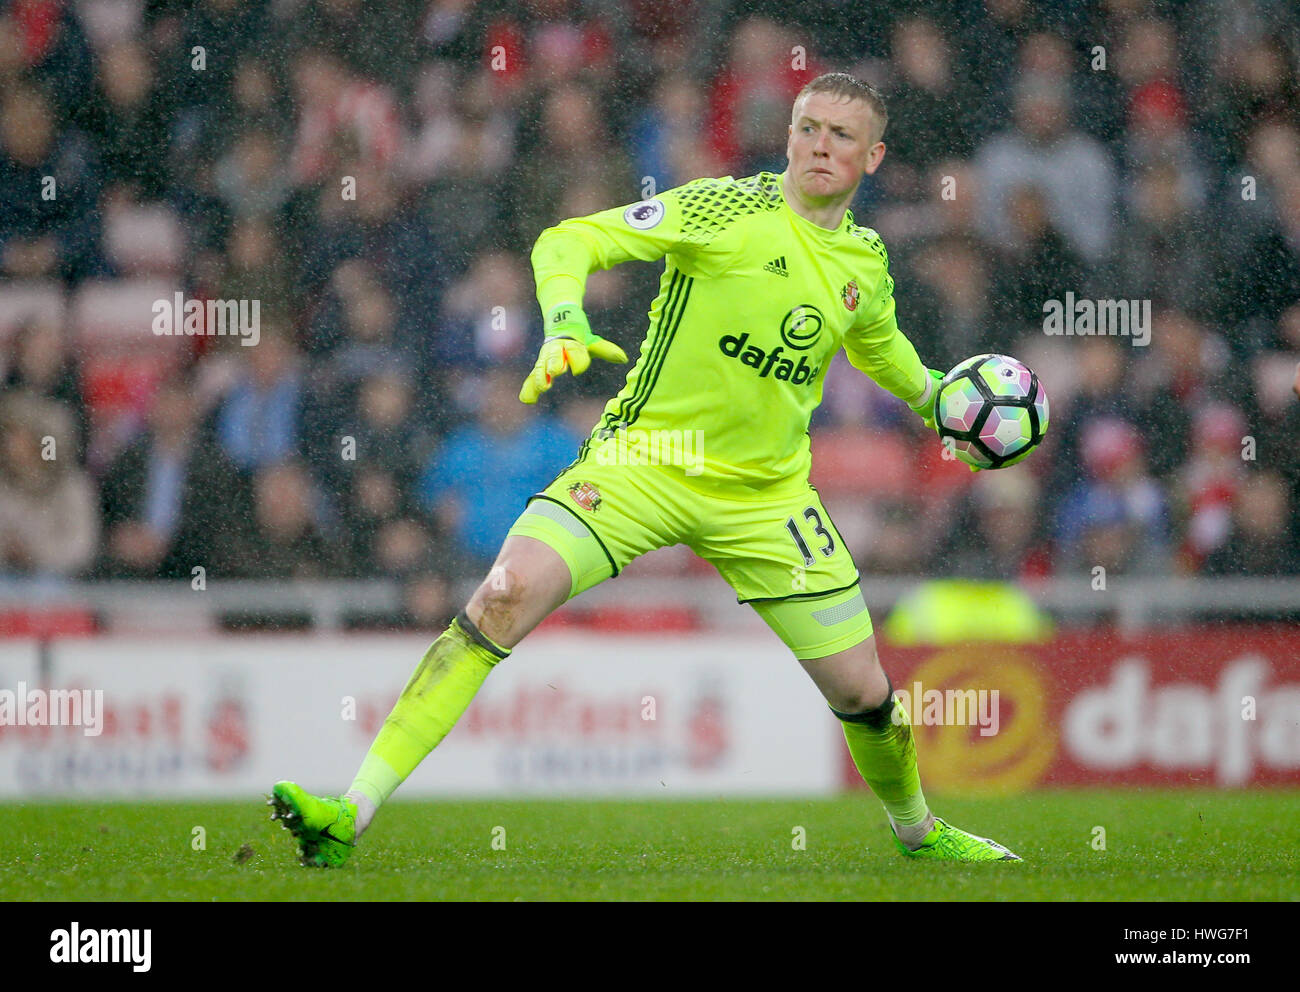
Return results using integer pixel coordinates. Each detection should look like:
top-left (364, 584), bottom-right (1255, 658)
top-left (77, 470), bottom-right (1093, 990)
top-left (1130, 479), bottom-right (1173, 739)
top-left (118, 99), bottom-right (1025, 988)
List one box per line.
top-left (795, 72), bottom-right (888, 142)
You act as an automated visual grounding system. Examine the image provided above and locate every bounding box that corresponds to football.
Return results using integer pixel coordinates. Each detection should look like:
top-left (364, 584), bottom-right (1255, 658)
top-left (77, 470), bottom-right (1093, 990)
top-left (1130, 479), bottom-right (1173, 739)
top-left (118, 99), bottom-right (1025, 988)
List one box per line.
top-left (934, 354), bottom-right (1049, 469)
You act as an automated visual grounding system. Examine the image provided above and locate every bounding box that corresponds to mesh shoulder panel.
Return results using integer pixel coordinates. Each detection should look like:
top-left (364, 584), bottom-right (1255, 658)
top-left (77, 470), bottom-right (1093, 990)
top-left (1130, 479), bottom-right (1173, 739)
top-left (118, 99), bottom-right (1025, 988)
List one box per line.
top-left (846, 217), bottom-right (894, 298)
top-left (673, 172), bottom-right (784, 247)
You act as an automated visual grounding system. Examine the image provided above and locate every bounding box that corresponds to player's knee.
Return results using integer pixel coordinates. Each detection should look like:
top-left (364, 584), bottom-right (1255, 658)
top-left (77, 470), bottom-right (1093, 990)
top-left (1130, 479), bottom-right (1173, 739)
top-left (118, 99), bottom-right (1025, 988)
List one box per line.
top-left (472, 562), bottom-right (531, 613)
top-left (830, 687), bottom-right (895, 727)
top-left (831, 686), bottom-right (891, 717)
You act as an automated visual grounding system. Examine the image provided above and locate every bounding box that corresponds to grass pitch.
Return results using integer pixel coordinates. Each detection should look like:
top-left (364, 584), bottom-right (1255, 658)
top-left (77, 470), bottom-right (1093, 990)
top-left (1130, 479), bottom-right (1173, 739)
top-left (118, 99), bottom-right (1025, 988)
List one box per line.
top-left (5, 790), bottom-right (1297, 901)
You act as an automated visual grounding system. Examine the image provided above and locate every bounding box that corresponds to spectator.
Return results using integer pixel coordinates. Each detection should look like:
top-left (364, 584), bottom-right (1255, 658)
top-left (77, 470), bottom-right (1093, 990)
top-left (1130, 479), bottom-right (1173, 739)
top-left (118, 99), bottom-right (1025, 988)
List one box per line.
top-left (431, 251), bottom-right (539, 388)
top-left (299, 166), bottom-right (448, 342)
top-left (628, 75), bottom-right (724, 192)
top-left (1175, 402), bottom-right (1250, 572)
top-left (416, 368), bottom-right (580, 575)
top-left (2, 317), bottom-right (87, 463)
top-left (0, 392), bottom-right (98, 578)
top-left (706, 17), bottom-right (822, 175)
top-left (988, 183), bottom-right (1087, 333)
top-left (98, 374), bottom-right (251, 578)
top-left (289, 47), bottom-right (402, 188)
top-left (0, 83), bottom-right (104, 282)
top-left (1113, 159), bottom-right (1212, 313)
top-left (215, 329), bottom-right (304, 474)
top-left (941, 469), bottom-right (1051, 581)
top-left (314, 369), bottom-right (432, 569)
top-left (884, 17), bottom-right (974, 188)
top-left (403, 63), bottom-right (515, 186)
top-left (221, 217), bottom-right (296, 329)
top-left (975, 74), bottom-right (1118, 263)
top-left (1055, 417), bottom-right (1171, 576)
top-left (1044, 336), bottom-right (1135, 494)
top-left (84, 40), bottom-right (173, 200)
top-left (215, 128), bottom-right (292, 220)
top-left (906, 236), bottom-right (995, 360)
top-left (229, 459), bottom-right (338, 579)
top-left (1203, 469), bottom-right (1299, 576)
top-left (1133, 310), bottom-right (1257, 479)
top-left (509, 82), bottom-right (637, 248)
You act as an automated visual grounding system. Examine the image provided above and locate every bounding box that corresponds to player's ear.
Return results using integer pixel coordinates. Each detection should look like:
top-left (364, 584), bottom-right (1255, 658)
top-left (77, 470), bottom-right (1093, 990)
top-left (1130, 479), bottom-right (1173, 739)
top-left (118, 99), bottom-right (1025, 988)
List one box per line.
top-left (864, 140), bottom-right (886, 176)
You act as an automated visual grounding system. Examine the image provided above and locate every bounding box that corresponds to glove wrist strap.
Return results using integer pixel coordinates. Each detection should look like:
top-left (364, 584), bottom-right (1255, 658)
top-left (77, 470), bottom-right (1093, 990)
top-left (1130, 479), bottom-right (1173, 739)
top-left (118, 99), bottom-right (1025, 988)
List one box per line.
top-left (544, 303), bottom-right (590, 343)
top-left (908, 374), bottom-right (935, 410)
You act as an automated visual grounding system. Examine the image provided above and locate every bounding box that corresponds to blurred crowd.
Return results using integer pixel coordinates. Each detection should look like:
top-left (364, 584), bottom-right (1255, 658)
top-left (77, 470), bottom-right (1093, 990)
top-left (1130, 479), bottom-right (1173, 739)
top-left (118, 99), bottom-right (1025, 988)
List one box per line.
top-left (1, 0), bottom-right (1298, 609)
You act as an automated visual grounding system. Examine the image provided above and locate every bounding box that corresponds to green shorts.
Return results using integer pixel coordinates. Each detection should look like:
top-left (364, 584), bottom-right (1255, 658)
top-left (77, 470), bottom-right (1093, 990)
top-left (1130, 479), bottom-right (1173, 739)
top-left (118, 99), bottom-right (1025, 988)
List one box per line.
top-left (506, 452), bottom-right (873, 660)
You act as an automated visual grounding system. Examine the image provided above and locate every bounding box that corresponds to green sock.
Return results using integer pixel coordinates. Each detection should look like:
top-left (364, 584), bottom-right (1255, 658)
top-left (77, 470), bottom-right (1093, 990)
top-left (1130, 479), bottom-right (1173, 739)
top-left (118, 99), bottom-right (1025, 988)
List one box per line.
top-left (348, 612), bottom-right (508, 821)
top-left (833, 695), bottom-right (933, 845)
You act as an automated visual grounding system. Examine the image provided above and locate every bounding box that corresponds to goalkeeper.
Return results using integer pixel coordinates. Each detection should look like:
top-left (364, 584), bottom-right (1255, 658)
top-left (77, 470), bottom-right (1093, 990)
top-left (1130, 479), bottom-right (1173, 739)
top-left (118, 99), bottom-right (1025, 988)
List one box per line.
top-left (272, 72), bottom-right (1019, 865)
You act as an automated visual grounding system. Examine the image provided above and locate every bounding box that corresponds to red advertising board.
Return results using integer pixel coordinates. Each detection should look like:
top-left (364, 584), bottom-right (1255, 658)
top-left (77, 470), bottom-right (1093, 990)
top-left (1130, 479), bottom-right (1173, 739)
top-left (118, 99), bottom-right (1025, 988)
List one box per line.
top-left (846, 627), bottom-right (1300, 791)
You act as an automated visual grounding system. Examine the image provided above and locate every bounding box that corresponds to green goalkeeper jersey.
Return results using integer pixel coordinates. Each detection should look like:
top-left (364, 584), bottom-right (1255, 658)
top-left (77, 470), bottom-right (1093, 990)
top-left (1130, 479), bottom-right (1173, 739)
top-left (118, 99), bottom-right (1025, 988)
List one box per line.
top-left (530, 170), bottom-right (929, 497)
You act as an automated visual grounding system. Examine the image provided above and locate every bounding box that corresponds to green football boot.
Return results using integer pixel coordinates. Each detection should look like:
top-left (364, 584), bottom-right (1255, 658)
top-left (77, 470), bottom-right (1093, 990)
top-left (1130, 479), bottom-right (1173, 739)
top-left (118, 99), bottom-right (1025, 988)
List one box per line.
top-left (268, 780), bottom-right (357, 868)
top-left (893, 816), bottom-right (1021, 862)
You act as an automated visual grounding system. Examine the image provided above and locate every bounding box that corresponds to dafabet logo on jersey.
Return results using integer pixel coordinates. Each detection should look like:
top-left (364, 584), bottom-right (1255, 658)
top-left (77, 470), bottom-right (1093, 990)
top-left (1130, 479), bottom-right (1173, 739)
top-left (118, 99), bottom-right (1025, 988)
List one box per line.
top-left (716, 304), bottom-right (825, 386)
top-left (717, 333), bottom-right (822, 385)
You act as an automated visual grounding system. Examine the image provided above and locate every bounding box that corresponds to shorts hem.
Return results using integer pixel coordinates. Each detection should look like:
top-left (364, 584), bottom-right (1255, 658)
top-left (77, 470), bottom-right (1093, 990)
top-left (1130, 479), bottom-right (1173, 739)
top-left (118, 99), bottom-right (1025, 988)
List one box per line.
top-left (527, 493), bottom-right (621, 578)
top-left (736, 576), bottom-right (862, 606)
top-left (788, 622), bottom-right (875, 661)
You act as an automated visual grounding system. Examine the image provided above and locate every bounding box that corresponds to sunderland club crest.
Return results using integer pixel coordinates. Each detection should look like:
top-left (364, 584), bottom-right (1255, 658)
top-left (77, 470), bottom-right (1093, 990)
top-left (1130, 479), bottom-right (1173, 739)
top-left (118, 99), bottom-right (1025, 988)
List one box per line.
top-left (567, 481), bottom-right (602, 512)
top-left (841, 279), bottom-right (860, 312)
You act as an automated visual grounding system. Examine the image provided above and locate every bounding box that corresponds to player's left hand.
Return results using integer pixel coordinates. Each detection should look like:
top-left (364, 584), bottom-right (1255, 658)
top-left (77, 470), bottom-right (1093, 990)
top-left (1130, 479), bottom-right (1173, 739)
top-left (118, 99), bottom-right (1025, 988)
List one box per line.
top-left (908, 367), bottom-right (945, 431)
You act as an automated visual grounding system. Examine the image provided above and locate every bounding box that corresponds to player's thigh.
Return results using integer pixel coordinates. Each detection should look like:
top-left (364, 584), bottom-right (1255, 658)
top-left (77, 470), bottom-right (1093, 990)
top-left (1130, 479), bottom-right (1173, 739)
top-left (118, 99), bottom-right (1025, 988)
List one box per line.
top-left (465, 534), bottom-right (573, 649)
top-left (504, 457), bottom-right (692, 602)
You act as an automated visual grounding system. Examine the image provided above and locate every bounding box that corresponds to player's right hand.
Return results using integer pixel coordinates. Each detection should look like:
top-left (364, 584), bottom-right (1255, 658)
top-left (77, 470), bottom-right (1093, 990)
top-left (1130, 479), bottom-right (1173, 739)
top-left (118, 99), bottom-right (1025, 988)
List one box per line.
top-left (519, 305), bottom-right (627, 404)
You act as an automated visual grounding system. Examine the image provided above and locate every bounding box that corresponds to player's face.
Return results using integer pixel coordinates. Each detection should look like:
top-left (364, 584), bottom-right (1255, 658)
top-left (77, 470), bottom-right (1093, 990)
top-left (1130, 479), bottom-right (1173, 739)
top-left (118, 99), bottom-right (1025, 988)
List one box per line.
top-left (786, 92), bottom-right (885, 200)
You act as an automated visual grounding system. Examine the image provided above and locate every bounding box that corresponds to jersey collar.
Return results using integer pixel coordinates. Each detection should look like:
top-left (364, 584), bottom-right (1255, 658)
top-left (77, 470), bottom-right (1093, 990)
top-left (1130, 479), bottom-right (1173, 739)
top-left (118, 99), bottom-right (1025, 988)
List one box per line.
top-left (777, 170), bottom-right (852, 237)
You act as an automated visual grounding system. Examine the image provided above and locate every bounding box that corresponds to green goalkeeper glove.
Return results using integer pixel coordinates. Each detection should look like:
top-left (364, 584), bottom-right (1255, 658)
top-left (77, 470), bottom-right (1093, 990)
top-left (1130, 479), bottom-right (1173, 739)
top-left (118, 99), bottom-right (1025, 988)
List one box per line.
top-left (909, 367), bottom-right (981, 473)
top-left (519, 304), bottom-right (628, 404)
top-left (908, 368), bottom-right (945, 431)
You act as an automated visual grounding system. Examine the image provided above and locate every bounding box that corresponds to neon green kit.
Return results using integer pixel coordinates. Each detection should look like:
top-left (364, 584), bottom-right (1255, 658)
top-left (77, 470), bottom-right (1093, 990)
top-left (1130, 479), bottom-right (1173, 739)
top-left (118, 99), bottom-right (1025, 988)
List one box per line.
top-left (511, 170), bottom-right (930, 659)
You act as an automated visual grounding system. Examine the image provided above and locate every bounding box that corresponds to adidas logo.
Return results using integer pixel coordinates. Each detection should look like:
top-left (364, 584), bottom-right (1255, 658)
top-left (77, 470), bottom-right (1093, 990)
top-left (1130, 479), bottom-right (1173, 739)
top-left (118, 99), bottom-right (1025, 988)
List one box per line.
top-left (763, 256), bottom-right (789, 277)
